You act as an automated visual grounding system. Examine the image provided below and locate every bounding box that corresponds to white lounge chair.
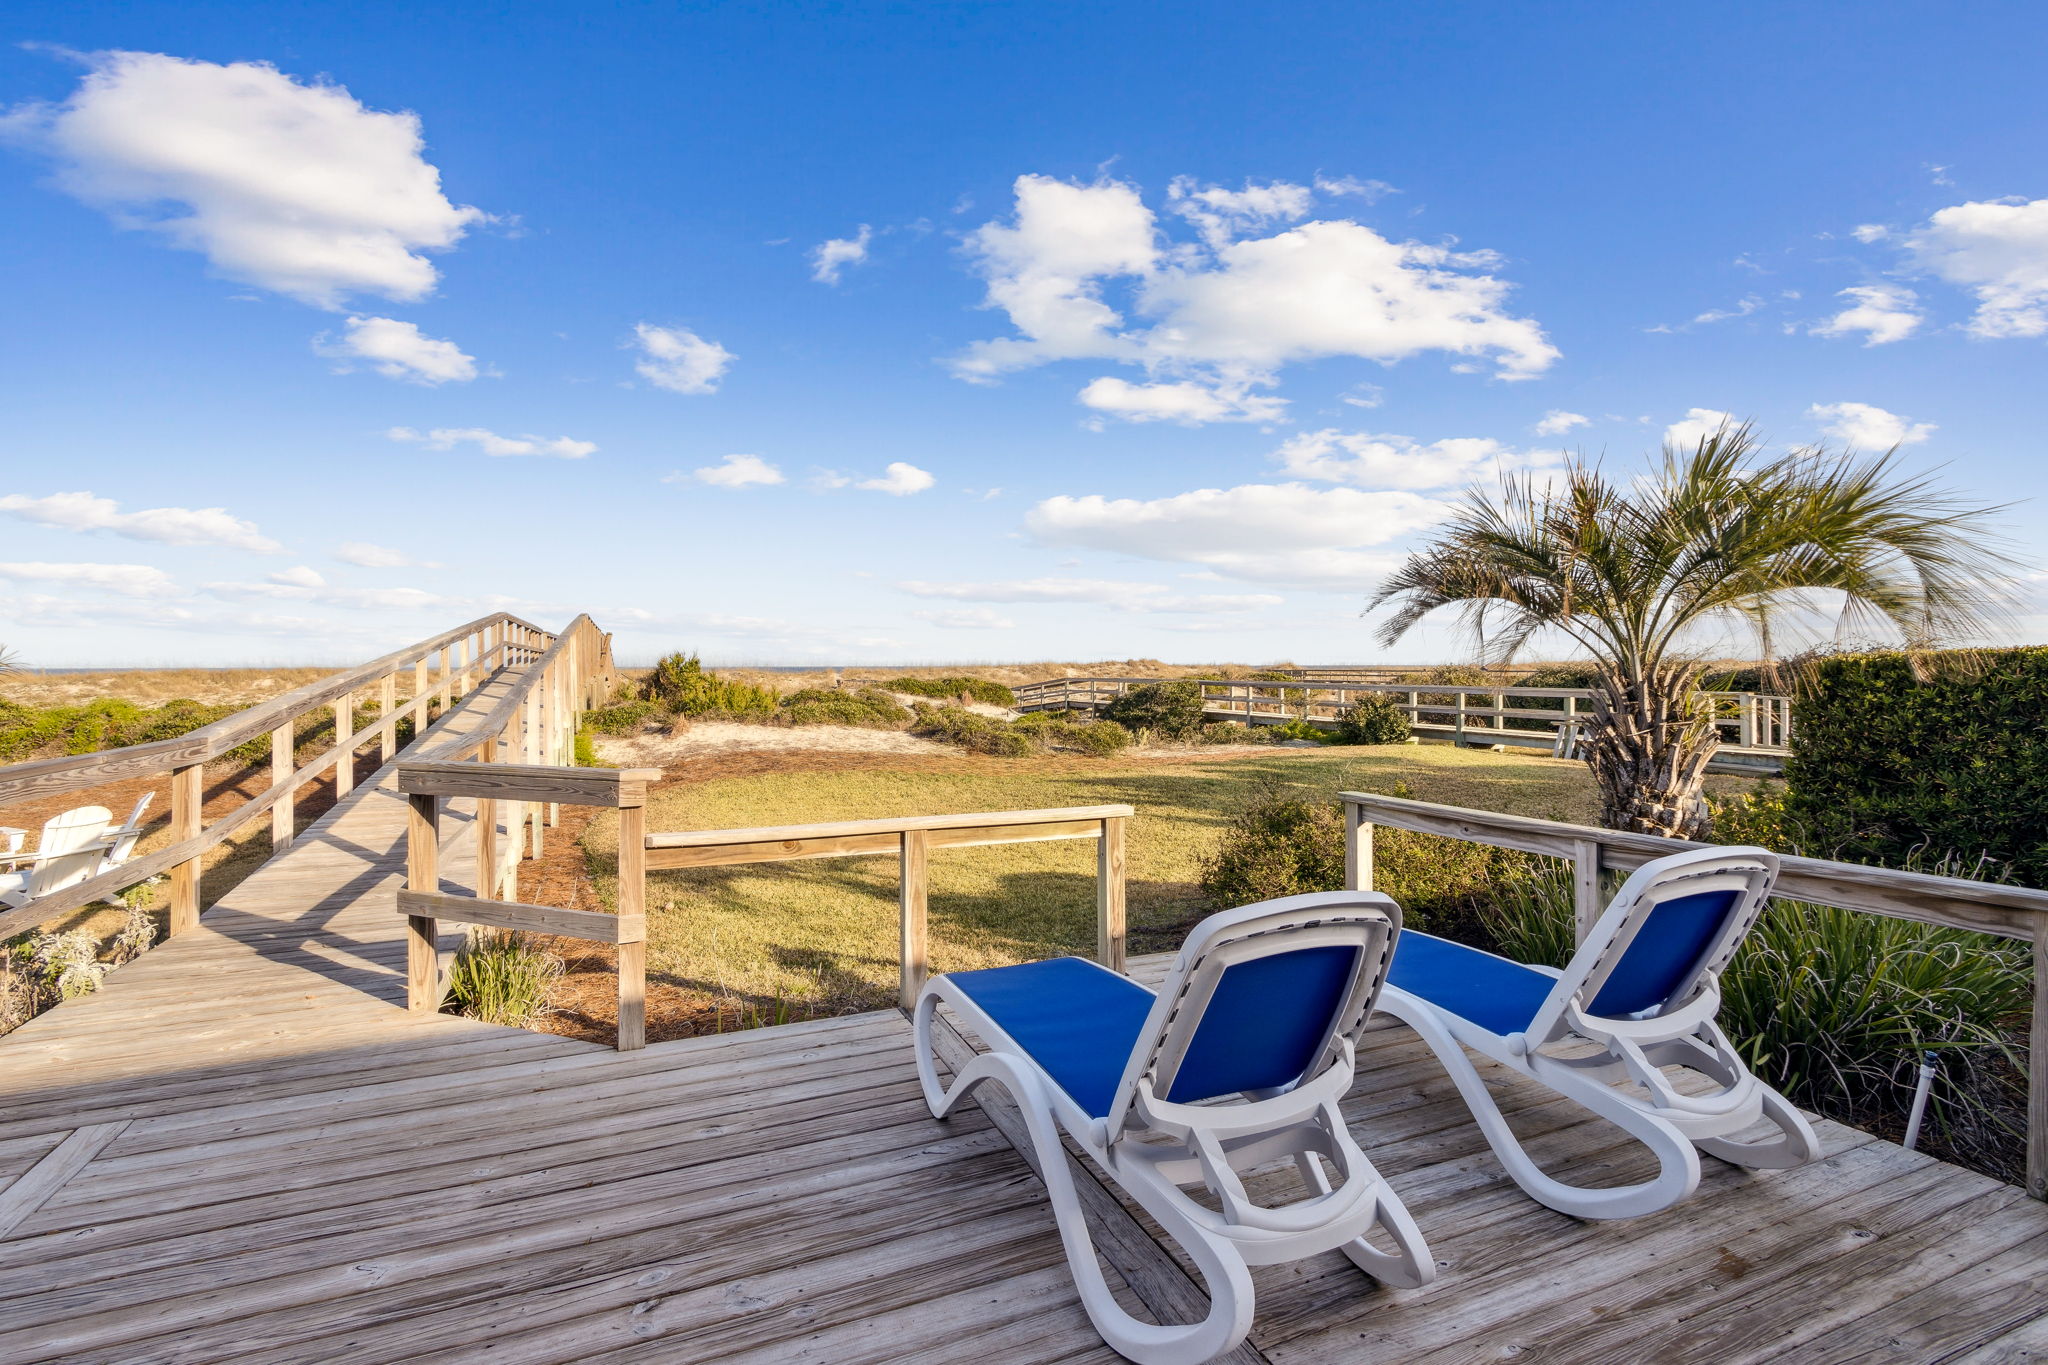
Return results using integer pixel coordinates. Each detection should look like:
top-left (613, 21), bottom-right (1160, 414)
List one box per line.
top-left (1376, 844), bottom-right (1820, 1220)
top-left (914, 891), bottom-right (1432, 1365)
top-left (0, 806), bottom-right (114, 911)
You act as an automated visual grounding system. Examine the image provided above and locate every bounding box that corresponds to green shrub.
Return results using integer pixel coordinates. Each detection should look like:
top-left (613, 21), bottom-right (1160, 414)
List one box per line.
top-left (1200, 721), bottom-right (1271, 745)
top-left (0, 695), bottom-right (239, 762)
top-left (1782, 648), bottom-right (2048, 885)
top-left (1198, 786), bottom-right (1348, 906)
top-left (573, 726), bottom-right (601, 767)
top-left (1064, 720), bottom-right (1132, 756)
top-left (910, 703), bottom-right (1036, 756)
top-left (1477, 868), bottom-right (1580, 968)
top-left (584, 699), bottom-right (660, 735)
top-left (1265, 719), bottom-right (1337, 744)
top-left (779, 687), bottom-right (910, 728)
top-left (446, 929), bottom-right (562, 1027)
top-left (883, 676), bottom-right (1016, 706)
top-left (642, 653), bottom-right (778, 720)
top-left (1102, 680), bottom-right (1206, 740)
top-left (1335, 694), bottom-right (1412, 744)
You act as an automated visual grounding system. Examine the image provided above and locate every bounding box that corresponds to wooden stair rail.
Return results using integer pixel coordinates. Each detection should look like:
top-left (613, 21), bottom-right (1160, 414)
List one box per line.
top-left (0, 611), bottom-right (574, 942)
top-left (397, 762), bottom-right (658, 1049)
top-left (644, 805), bottom-right (1134, 1010)
top-left (1338, 789), bottom-right (2048, 1202)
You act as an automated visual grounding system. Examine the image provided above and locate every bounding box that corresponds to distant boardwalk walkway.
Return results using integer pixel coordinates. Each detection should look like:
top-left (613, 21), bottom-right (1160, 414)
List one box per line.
top-left (0, 667), bottom-right (2045, 1362)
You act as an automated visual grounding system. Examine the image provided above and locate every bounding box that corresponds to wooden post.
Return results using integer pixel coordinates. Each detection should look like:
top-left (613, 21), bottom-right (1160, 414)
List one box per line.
top-left (616, 800), bottom-right (647, 1050)
top-left (1345, 802), bottom-right (1373, 891)
top-left (1097, 815), bottom-right (1127, 972)
top-left (1492, 689), bottom-right (1506, 733)
top-left (413, 657), bottom-right (430, 737)
top-left (899, 828), bottom-right (929, 1011)
top-left (333, 691), bottom-right (355, 798)
top-left (169, 762), bottom-right (202, 935)
top-left (1740, 692), bottom-right (1757, 749)
top-left (405, 794), bottom-right (441, 1013)
top-left (525, 688), bottom-right (544, 858)
top-left (476, 737), bottom-right (499, 899)
top-left (1572, 837), bottom-right (1604, 944)
top-left (379, 673), bottom-right (397, 764)
top-left (1455, 691), bottom-right (1468, 745)
top-left (269, 721), bottom-right (294, 851)
top-left (2029, 927), bottom-right (2047, 1200)
top-left (438, 645), bottom-right (453, 713)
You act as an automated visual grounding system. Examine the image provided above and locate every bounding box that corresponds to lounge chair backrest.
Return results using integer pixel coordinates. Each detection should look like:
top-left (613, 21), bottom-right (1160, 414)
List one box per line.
top-left (1532, 845), bottom-right (1776, 1042)
top-left (1105, 891), bottom-right (1400, 1135)
top-left (28, 806), bottom-right (114, 898)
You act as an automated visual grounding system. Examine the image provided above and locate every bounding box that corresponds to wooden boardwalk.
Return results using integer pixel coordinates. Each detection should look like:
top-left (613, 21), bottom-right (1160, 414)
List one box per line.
top-left (2, 672), bottom-right (2045, 1362)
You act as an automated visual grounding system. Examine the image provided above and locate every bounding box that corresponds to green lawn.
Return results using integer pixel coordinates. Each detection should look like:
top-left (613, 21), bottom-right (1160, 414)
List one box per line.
top-left (579, 744), bottom-right (1749, 1019)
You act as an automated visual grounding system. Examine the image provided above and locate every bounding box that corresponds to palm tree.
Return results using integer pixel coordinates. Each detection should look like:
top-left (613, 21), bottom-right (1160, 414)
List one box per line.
top-left (1367, 424), bottom-right (2012, 838)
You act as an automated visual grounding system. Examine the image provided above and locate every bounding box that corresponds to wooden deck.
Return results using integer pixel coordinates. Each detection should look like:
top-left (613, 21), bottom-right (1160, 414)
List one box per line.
top-left (2, 672), bottom-right (2046, 1362)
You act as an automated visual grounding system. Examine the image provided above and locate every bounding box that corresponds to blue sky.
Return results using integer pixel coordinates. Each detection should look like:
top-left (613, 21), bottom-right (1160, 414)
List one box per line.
top-left (2, 1), bottom-right (2045, 667)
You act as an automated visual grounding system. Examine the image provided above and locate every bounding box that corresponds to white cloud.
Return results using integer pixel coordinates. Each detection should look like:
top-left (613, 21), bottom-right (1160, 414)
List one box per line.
top-left (1077, 376), bottom-right (1285, 425)
top-left (1851, 224), bottom-right (1890, 244)
top-left (1533, 409), bottom-right (1589, 436)
top-left (810, 224), bottom-right (872, 284)
top-left (318, 316), bottom-right (479, 384)
top-left (1663, 408), bottom-right (1738, 450)
top-left (913, 607), bottom-right (1015, 630)
top-left (1904, 198), bottom-right (2048, 337)
top-left (335, 541), bottom-right (442, 569)
top-left (385, 426), bottom-right (595, 458)
top-left (1691, 294), bottom-right (1764, 325)
top-left (676, 454), bottom-right (784, 489)
top-left (1167, 176), bottom-right (1315, 249)
top-left (268, 565), bottom-right (325, 588)
top-left (1810, 284), bottom-right (1922, 346)
top-left (1273, 429), bottom-right (1563, 491)
top-left (1026, 482), bottom-right (1446, 586)
top-left (0, 490), bottom-right (279, 551)
top-left (1807, 401), bottom-right (1935, 449)
top-left (1341, 384), bottom-right (1384, 409)
top-left (0, 560), bottom-right (178, 597)
top-left (951, 173), bottom-right (1555, 424)
top-left (856, 462), bottom-right (935, 495)
top-left (632, 323), bottom-right (734, 394)
top-left (204, 577), bottom-right (467, 611)
top-left (0, 51), bottom-right (481, 308)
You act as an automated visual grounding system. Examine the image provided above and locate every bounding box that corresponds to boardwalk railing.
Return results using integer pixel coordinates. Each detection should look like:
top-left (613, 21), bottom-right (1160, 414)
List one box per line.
top-left (1338, 790), bottom-right (2048, 1201)
top-left (642, 805), bottom-right (1134, 1010)
top-left (1014, 675), bottom-right (1793, 766)
top-left (0, 611), bottom-right (579, 943)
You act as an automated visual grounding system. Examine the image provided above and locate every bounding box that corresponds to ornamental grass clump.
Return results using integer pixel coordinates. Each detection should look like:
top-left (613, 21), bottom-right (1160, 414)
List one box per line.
top-left (446, 929), bottom-right (563, 1028)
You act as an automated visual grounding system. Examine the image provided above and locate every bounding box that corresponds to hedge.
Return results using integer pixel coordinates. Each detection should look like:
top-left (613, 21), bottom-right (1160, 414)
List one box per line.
top-left (1782, 647), bottom-right (2048, 886)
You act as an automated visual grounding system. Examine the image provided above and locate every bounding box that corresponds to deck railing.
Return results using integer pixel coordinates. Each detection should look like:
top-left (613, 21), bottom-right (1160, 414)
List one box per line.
top-left (643, 805), bottom-right (1134, 1011)
top-left (0, 611), bottom-right (583, 942)
top-left (1339, 790), bottom-right (2048, 1201)
top-left (1014, 676), bottom-right (1793, 763)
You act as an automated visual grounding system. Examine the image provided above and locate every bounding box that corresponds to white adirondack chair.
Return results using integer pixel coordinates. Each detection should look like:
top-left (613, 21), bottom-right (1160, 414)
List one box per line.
top-left (0, 806), bottom-right (115, 910)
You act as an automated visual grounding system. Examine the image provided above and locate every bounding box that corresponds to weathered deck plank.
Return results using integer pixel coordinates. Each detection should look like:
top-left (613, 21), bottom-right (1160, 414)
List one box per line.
top-left (0, 681), bottom-right (2043, 1362)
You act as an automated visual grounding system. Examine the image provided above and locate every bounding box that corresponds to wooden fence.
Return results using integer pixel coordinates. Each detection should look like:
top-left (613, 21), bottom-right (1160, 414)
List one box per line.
top-left (643, 806), bottom-right (1133, 1011)
top-left (1339, 790), bottom-right (2048, 1202)
top-left (1013, 675), bottom-right (1792, 768)
top-left (0, 611), bottom-right (600, 944)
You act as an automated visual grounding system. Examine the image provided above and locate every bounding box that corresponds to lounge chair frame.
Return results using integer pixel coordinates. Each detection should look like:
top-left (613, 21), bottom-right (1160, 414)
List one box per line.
top-left (915, 892), bottom-right (1432, 1365)
top-left (1377, 845), bottom-right (1820, 1220)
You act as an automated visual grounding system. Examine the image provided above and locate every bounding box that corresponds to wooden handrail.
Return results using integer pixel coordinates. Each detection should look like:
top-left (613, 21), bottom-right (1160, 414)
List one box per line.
top-left (0, 613), bottom-right (547, 807)
top-left (644, 804), bottom-right (1135, 1009)
top-left (0, 612), bottom-right (564, 942)
top-left (1338, 790), bottom-right (2048, 1202)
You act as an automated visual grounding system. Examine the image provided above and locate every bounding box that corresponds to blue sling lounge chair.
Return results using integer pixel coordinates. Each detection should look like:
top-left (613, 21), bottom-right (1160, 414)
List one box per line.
top-left (1377, 844), bottom-right (1821, 1220)
top-left (914, 891), bottom-right (1433, 1365)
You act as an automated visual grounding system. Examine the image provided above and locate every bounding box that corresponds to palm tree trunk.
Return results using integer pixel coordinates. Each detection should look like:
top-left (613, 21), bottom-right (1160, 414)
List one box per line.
top-left (1583, 664), bottom-right (1718, 838)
